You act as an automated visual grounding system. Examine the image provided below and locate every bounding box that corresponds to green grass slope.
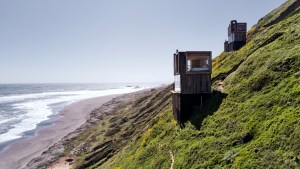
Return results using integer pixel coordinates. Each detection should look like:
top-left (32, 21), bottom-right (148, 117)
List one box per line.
top-left (99, 1), bottom-right (300, 168)
top-left (64, 87), bottom-right (172, 169)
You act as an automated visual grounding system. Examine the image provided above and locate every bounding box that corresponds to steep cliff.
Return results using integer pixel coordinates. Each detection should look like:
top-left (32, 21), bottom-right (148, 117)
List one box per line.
top-left (58, 1), bottom-right (300, 168)
top-left (100, 1), bottom-right (299, 168)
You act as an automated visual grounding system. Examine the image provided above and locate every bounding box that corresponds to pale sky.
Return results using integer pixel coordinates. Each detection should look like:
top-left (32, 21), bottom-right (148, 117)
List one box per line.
top-left (0, 0), bottom-right (286, 83)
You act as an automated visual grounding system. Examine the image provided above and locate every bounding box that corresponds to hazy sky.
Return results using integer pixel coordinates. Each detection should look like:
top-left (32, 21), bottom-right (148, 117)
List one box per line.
top-left (0, 0), bottom-right (286, 83)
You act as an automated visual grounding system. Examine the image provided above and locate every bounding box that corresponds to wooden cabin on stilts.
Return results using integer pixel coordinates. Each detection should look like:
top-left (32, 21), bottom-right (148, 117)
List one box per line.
top-left (171, 50), bottom-right (212, 123)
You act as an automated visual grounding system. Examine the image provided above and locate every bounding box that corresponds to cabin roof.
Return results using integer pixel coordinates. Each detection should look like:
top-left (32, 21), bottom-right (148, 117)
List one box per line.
top-left (176, 51), bottom-right (211, 53)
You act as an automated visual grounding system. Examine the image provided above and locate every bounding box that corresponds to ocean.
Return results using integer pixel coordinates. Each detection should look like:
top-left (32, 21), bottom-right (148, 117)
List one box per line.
top-left (0, 83), bottom-right (155, 149)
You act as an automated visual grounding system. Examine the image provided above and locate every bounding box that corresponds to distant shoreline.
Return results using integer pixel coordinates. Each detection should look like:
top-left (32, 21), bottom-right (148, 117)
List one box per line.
top-left (0, 94), bottom-right (119, 169)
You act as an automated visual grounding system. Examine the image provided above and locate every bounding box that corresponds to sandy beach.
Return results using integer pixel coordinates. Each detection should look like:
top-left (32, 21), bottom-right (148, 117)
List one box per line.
top-left (0, 94), bottom-right (118, 169)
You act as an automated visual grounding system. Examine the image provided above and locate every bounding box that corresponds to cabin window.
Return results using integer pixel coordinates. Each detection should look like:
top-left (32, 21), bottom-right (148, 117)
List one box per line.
top-left (186, 53), bottom-right (210, 72)
top-left (174, 75), bottom-right (180, 92)
top-left (237, 24), bottom-right (246, 32)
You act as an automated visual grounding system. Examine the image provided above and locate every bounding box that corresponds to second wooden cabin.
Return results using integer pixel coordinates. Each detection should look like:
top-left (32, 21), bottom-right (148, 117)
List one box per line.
top-left (171, 50), bottom-right (212, 123)
top-left (224, 20), bottom-right (247, 52)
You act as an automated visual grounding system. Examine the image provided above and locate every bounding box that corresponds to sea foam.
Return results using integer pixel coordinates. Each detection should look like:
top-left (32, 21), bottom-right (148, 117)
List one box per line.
top-left (0, 86), bottom-right (144, 144)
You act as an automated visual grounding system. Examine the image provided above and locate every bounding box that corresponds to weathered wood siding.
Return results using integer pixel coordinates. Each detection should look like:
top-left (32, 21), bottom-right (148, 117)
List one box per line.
top-left (181, 74), bottom-right (211, 94)
top-left (228, 41), bottom-right (246, 52)
top-left (178, 52), bottom-right (186, 76)
top-left (178, 52), bottom-right (212, 94)
top-left (172, 93), bottom-right (181, 122)
top-left (233, 32), bottom-right (247, 42)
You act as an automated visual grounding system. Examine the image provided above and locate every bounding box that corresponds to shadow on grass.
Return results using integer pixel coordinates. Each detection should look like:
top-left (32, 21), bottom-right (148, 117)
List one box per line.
top-left (188, 90), bottom-right (228, 130)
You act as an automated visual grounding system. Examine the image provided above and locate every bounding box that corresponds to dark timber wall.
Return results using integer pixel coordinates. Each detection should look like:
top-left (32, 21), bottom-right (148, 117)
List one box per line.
top-left (177, 52), bottom-right (212, 94)
top-left (181, 74), bottom-right (211, 94)
top-left (172, 93), bottom-right (181, 122)
top-left (227, 41), bottom-right (246, 52)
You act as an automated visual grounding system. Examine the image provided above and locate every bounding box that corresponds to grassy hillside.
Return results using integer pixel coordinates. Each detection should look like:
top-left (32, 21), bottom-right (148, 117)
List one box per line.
top-left (60, 87), bottom-right (172, 169)
top-left (99, 1), bottom-right (300, 168)
top-left (59, 1), bottom-right (299, 168)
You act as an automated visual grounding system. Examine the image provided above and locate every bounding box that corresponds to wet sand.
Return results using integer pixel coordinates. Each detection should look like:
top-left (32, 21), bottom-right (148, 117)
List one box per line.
top-left (0, 95), bottom-right (118, 169)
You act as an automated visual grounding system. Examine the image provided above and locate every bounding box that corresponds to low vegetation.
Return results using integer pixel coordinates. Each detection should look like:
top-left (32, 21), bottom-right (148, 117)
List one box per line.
top-left (60, 1), bottom-right (300, 168)
top-left (63, 86), bottom-right (172, 169)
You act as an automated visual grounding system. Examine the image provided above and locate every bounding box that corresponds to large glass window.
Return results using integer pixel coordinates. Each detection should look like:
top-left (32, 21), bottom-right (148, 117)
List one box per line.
top-left (174, 75), bottom-right (180, 92)
top-left (186, 53), bottom-right (210, 72)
